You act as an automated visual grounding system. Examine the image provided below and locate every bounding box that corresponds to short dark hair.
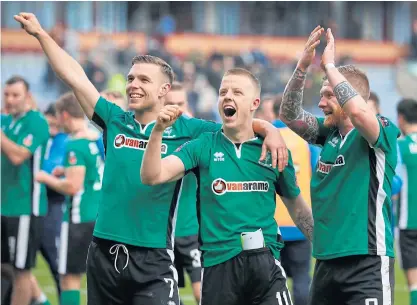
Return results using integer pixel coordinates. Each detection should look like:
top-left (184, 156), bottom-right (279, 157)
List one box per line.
top-left (131, 55), bottom-right (174, 84)
top-left (223, 68), bottom-right (261, 95)
top-left (44, 104), bottom-right (56, 117)
top-left (55, 92), bottom-right (85, 119)
top-left (397, 98), bottom-right (417, 123)
top-left (5, 76), bottom-right (30, 91)
top-left (368, 91), bottom-right (380, 105)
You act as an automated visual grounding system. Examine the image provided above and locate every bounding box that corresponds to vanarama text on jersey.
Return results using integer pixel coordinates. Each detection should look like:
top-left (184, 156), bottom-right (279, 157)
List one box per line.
top-left (114, 134), bottom-right (167, 154)
top-left (211, 178), bottom-right (269, 196)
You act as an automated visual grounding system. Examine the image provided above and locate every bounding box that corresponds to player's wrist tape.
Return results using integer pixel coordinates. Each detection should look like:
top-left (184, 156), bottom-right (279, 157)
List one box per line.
top-left (325, 63), bottom-right (336, 71)
top-left (333, 81), bottom-right (359, 107)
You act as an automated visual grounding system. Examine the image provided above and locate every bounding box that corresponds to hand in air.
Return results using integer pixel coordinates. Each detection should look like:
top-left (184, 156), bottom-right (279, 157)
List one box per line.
top-left (14, 12), bottom-right (43, 37)
top-left (155, 105), bottom-right (182, 132)
top-left (298, 25), bottom-right (324, 71)
top-left (321, 28), bottom-right (336, 71)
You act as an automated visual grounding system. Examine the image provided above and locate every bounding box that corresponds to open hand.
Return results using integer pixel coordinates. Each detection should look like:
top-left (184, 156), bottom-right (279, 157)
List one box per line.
top-left (321, 28), bottom-right (336, 71)
top-left (155, 105), bottom-right (182, 132)
top-left (297, 25), bottom-right (324, 71)
top-left (260, 129), bottom-right (288, 172)
top-left (14, 12), bottom-right (44, 37)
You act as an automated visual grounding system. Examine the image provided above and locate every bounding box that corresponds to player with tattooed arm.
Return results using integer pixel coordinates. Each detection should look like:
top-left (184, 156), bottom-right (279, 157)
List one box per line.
top-left (280, 26), bottom-right (399, 305)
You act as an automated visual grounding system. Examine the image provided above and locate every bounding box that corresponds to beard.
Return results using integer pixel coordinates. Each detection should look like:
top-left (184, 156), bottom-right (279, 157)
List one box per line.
top-left (323, 105), bottom-right (346, 128)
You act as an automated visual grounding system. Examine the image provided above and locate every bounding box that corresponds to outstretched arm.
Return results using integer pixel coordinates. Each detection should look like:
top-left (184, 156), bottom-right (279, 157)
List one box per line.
top-left (321, 29), bottom-right (380, 145)
top-left (280, 26), bottom-right (324, 144)
top-left (141, 105), bottom-right (185, 185)
top-left (282, 195), bottom-right (314, 242)
top-left (14, 13), bottom-right (100, 119)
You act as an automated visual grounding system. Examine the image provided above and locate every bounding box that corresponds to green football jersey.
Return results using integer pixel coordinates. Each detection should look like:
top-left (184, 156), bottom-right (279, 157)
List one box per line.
top-left (1, 111), bottom-right (49, 216)
top-left (173, 130), bottom-right (300, 267)
top-left (397, 132), bottom-right (417, 230)
top-left (175, 173), bottom-right (199, 237)
top-left (62, 138), bottom-right (103, 224)
top-left (311, 115), bottom-right (400, 260)
top-left (91, 97), bottom-right (220, 248)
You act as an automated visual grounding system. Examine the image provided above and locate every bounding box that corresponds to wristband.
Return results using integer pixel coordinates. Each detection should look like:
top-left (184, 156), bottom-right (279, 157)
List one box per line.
top-left (325, 63), bottom-right (336, 71)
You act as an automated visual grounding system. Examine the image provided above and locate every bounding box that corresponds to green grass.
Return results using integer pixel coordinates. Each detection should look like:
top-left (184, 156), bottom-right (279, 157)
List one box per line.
top-left (34, 254), bottom-right (409, 305)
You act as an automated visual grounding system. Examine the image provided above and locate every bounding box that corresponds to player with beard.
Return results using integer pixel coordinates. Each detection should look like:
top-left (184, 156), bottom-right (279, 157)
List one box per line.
top-left (15, 13), bottom-right (289, 305)
top-left (141, 68), bottom-right (314, 305)
top-left (280, 26), bottom-right (399, 305)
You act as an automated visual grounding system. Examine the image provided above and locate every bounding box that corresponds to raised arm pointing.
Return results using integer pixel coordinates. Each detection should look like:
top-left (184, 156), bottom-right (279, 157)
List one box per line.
top-left (14, 13), bottom-right (100, 119)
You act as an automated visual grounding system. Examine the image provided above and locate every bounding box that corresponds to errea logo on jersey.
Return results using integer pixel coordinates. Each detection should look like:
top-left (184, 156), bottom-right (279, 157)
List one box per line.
top-left (114, 134), bottom-right (167, 154)
top-left (211, 178), bottom-right (269, 196)
top-left (213, 152), bottom-right (224, 162)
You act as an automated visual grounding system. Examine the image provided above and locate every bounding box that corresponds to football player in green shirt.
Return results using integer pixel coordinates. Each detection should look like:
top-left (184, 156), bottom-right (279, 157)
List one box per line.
top-left (280, 26), bottom-right (399, 305)
top-left (36, 92), bottom-right (103, 305)
top-left (15, 12), bottom-right (290, 305)
top-left (1, 76), bottom-right (50, 305)
top-left (396, 98), bottom-right (417, 305)
top-left (165, 82), bottom-right (202, 304)
top-left (141, 68), bottom-right (314, 305)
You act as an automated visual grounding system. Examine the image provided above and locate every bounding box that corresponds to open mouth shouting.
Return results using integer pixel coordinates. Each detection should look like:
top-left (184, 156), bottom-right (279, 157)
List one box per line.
top-left (223, 105), bottom-right (237, 118)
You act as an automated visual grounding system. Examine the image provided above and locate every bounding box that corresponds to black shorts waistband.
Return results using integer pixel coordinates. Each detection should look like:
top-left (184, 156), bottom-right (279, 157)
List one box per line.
top-left (240, 247), bottom-right (271, 256)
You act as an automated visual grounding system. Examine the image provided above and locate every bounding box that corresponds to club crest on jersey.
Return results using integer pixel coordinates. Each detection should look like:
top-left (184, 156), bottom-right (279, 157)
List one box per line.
top-left (68, 151), bottom-right (77, 165)
top-left (317, 154), bottom-right (345, 174)
top-left (211, 178), bottom-right (269, 196)
top-left (114, 134), bottom-right (167, 154)
top-left (23, 134), bottom-right (33, 147)
top-left (378, 116), bottom-right (390, 127)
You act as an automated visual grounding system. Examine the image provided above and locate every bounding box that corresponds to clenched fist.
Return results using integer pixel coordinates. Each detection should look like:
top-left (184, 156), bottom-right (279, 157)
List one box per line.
top-left (14, 12), bottom-right (44, 37)
top-left (154, 105), bottom-right (182, 132)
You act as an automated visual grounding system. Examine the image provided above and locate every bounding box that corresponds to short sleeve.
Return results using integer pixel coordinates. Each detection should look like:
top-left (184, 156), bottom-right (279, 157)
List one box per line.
top-left (172, 137), bottom-right (205, 171)
top-left (64, 146), bottom-right (86, 168)
top-left (372, 116), bottom-right (400, 153)
top-left (92, 96), bottom-right (125, 128)
top-left (17, 115), bottom-right (49, 154)
top-left (275, 151), bottom-right (301, 199)
top-left (184, 116), bottom-right (222, 139)
top-left (315, 117), bottom-right (332, 146)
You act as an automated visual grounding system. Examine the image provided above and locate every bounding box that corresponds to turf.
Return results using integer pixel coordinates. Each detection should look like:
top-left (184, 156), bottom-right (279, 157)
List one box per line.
top-left (33, 254), bottom-right (409, 305)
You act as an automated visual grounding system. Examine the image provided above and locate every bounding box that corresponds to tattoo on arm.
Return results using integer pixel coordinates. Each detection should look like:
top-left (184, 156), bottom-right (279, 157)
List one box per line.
top-left (333, 81), bottom-right (359, 107)
top-left (280, 68), bottom-right (319, 143)
top-left (294, 207), bottom-right (314, 243)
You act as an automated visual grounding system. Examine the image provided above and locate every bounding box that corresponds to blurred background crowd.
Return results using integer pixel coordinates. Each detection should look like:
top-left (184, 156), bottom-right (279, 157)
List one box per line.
top-left (1, 1), bottom-right (417, 122)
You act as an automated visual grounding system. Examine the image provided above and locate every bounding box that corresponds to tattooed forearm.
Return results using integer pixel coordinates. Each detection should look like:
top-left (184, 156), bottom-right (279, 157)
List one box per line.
top-left (333, 81), bottom-right (359, 107)
top-left (283, 196), bottom-right (314, 242)
top-left (281, 69), bottom-right (307, 121)
top-left (293, 207), bottom-right (314, 243)
top-left (280, 68), bottom-right (319, 143)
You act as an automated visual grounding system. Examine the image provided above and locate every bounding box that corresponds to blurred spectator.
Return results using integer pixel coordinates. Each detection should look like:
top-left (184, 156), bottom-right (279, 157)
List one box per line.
top-left (255, 94), bottom-right (276, 123)
top-left (410, 19), bottom-right (417, 60)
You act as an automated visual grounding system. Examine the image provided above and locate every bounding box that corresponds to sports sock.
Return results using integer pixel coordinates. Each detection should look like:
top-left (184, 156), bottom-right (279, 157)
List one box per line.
top-left (60, 290), bottom-right (80, 305)
top-left (411, 288), bottom-right (417, 305)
